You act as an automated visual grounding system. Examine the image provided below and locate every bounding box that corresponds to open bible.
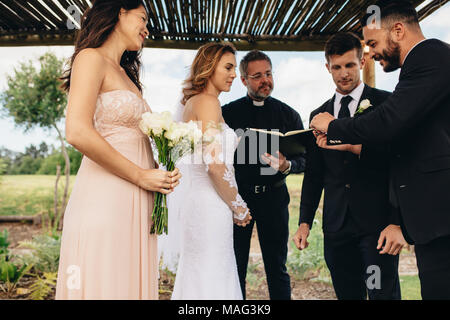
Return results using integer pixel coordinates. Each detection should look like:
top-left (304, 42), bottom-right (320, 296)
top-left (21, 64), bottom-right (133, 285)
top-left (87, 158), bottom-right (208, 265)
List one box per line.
top-left (247, 128), bottom-right (314, 157)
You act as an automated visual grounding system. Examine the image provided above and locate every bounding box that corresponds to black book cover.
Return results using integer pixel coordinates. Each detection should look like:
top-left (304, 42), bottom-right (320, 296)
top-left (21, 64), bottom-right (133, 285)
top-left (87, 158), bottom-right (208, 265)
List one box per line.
top-left (247, 128), bottom-right (314, 158)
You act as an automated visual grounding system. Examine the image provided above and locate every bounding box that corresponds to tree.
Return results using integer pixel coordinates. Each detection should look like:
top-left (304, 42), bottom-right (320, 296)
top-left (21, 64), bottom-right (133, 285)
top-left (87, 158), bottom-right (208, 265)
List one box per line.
top-left (16, 155), bottom-right (42, 174)
top-left (25, 144), bottom-right (40, 159)
top-left (38, 142), bottom-right (49, 158)
top-left (37, 146), bottom-right (82, 175)
top-left (0, 147), bottom-right (16, 175)
top-left (0, 158), bottom-right (6, 183)
top-left (1, 52), bottom-right (69, 229)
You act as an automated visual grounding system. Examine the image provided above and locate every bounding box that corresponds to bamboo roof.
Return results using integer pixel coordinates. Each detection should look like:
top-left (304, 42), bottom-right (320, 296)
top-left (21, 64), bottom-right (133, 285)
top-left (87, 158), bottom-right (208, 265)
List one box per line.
top-left (0, 0), bottom-right (448, 51)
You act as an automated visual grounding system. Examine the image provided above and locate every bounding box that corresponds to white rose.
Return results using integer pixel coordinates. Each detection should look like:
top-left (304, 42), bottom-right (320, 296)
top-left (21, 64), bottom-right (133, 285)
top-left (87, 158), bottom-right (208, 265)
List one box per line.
top-left (359, 99), bottom-right (372, 110)
top-left (160, 111), bottom-right (174, 131)
top-left (165, 122), bottom-right (183, 143)
top-left (141, 112), bottom-right (172, 137)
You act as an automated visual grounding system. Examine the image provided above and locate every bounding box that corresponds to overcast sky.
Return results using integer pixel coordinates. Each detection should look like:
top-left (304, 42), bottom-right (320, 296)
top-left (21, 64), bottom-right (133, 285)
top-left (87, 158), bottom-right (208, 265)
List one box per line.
top-left (1, 2), bottom-right (449, 153)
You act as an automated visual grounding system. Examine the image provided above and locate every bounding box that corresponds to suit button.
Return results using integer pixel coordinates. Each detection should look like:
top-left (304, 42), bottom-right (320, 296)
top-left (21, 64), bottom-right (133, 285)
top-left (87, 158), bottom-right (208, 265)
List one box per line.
top-left (399, 185), bottom-right (407, 189)
top-left (345, 184), bottom-right (351, 189)
top-left (344, 160), bottom-right (349, 164)
top-left (396, 154), bottom-right (401, 158)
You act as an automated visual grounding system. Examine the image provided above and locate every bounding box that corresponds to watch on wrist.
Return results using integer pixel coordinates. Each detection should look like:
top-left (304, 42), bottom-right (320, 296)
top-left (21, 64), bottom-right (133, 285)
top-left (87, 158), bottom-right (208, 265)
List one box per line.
top-left (281, 160), bottom-right (291, 175)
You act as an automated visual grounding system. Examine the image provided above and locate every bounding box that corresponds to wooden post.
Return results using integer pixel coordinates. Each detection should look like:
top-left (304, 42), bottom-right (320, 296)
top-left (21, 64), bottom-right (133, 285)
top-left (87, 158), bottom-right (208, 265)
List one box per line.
top-left (363, 44), bottom-right (375, 87)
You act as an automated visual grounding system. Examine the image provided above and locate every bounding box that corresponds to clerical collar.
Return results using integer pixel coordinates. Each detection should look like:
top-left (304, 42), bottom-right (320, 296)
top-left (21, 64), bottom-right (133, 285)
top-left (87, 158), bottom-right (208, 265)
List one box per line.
top-left (246, 95), bottom-right (266, 107)
top-left (253, 100), bottom-right (264, 107)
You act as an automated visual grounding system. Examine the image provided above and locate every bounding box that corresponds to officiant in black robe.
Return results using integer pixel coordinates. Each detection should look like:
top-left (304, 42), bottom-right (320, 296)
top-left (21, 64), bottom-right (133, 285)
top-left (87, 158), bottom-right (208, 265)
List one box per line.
top-left (222, 50), bottom-right (306, 300)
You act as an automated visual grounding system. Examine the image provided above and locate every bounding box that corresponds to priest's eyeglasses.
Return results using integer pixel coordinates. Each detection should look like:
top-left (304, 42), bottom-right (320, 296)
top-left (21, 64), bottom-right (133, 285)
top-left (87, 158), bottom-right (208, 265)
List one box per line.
top-left (247, 72), bottom-right (273, 81)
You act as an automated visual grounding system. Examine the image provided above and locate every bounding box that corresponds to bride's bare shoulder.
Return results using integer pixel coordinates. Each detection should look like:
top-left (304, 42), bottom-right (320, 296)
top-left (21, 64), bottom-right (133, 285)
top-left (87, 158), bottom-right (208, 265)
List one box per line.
top-left (186, 93), bottom-right (222, 122)
top-left (188, 94), bottom-right (220, 116)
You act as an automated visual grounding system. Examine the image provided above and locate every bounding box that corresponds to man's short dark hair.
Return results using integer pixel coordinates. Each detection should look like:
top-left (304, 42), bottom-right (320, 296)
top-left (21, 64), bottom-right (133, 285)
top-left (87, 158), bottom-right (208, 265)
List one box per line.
top-left (324, 32), bottom-right (363, 62)
top-left (361, 0), bottom-right (420, 29)
top-left (239, 50), bottom-right (272, 78)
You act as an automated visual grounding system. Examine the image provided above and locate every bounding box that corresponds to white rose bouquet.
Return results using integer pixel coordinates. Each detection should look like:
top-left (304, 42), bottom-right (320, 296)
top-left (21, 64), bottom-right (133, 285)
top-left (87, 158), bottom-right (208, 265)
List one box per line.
top-left (139, 111), bottom-right (202, 235)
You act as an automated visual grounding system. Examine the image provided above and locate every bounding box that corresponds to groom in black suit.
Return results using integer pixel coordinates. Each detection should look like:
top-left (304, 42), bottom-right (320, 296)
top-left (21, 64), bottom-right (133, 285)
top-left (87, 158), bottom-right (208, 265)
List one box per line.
top-left (294, 32), bottom-right (405, 300)
top-left (311, 0), bottom-right (450, 299)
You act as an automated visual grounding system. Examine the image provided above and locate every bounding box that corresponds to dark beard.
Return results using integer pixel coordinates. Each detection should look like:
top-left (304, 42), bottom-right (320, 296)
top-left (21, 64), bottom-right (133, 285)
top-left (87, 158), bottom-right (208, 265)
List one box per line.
top-left (249, 84), bottom-right (273, 101)
top-left (381, 38), bottom-right (402, 72)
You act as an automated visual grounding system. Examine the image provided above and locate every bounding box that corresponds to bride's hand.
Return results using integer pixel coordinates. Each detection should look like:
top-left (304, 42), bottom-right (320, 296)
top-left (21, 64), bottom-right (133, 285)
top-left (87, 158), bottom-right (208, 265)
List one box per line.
top-left (234, 212), bottom-right (252, 227)
top-left (137, 167), bottom-right (182, 194)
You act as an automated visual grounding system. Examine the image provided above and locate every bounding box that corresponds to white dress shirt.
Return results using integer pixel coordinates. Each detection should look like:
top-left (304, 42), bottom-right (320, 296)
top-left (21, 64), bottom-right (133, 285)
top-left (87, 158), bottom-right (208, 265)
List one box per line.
top-left (333, 81), bottom-right (365, 118)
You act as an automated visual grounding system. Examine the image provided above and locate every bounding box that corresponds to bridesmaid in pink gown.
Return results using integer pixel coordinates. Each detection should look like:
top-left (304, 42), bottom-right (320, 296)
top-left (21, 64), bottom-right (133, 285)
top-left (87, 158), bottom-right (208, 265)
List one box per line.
top-left (55, 1), bottom-right (181, 299)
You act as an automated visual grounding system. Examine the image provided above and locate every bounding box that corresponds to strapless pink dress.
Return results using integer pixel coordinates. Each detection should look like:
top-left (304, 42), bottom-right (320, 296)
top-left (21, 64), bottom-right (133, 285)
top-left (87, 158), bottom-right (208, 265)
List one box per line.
top-left (55, 90), bottom-right (158, 300)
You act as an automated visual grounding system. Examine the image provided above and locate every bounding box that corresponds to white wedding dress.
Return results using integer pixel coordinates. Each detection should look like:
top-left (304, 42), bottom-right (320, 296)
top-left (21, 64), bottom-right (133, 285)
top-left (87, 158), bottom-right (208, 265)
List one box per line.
top-left (162, 113), bottom-right (248, 300)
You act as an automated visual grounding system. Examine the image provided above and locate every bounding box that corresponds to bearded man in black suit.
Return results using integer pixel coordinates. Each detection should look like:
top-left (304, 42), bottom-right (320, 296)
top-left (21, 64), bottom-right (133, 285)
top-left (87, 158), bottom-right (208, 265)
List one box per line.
top-left (311, 0), bottom-right (450, 300)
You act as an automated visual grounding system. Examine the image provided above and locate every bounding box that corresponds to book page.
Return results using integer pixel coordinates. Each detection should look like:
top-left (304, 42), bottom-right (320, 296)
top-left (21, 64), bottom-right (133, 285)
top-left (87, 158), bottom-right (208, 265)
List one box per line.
top-left (248, 128), bottom-right (313, 137)
top-left (284, 129), bottom-right (314, 136)
top-left (248, 128), bottom-right (284, 136)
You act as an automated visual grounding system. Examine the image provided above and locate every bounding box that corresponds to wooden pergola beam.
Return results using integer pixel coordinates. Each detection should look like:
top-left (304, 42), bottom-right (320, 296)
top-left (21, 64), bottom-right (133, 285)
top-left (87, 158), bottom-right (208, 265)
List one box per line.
top-left (0, 0), bottom-right (447, 50)
top-left (145, 38), bottom-right (328, 51)
top-left (0, 31), bottom-right (330, 51)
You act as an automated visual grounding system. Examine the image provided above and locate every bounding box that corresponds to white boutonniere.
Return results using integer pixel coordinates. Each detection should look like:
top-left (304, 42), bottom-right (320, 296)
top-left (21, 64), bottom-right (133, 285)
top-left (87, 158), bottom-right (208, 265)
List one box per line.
top-left (355, 99), bottom-right (372, 115)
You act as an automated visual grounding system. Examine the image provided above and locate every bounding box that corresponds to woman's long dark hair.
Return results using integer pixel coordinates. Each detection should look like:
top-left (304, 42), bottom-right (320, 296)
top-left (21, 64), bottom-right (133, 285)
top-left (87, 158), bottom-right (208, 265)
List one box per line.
top-left (61, 0), bottom-right (148, 92)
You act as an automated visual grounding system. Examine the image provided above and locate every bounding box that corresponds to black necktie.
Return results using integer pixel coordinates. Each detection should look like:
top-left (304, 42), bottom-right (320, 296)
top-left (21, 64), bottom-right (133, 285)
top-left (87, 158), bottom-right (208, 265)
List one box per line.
top-left (338, 96), bottom-right (352, 119)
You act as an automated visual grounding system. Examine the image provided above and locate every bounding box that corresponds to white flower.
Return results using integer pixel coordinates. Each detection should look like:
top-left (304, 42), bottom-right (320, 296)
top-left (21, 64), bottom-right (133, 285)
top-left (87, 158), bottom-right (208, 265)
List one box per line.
top-left (355, 99), bottom-right (372, 115)
top-left (165, 122), bottom-right (185, 146)
top-left (140, 111), bottom-right (174, 137)
top-left (360, 99), bottom-right (372, 110)
top-left (160, 111), bottom-right (173, 131)
top-left (161, 120), bottom-right (203, 149)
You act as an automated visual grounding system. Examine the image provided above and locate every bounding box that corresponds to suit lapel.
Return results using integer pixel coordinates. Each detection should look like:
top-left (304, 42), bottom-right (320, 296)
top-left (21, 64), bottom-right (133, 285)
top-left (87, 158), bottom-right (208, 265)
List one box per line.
top-left (325, 95), bottom-right (335, 115)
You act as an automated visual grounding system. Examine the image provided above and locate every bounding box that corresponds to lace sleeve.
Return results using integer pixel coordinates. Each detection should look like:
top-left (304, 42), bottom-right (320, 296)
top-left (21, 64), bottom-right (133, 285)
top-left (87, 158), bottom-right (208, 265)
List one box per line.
top-left (202, 122), bottom-right (249, 220)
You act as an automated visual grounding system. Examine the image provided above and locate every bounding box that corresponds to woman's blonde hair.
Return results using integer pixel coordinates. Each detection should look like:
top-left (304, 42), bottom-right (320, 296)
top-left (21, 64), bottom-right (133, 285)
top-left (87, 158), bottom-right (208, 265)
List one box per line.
top-left (181, 42), bottom-right (236, 105)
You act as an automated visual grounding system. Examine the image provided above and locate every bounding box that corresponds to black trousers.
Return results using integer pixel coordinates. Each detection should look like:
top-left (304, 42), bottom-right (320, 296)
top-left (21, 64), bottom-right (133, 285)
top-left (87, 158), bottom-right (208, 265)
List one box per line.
top-left (324, 213), bottom-right (401, 300)
top-left (233, 184), bottom-right (291, 300)
top-left (415, 234), bottom-right (450, 300)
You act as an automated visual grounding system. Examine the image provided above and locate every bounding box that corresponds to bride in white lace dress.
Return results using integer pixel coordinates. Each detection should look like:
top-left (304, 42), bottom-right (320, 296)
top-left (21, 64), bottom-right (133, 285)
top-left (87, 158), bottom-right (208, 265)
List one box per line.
top-left (168, 42), bottom-right (252, 300)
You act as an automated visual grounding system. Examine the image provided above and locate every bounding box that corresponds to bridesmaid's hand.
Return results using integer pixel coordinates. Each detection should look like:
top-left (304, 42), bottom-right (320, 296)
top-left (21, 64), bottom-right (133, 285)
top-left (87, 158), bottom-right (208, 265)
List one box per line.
top-left (169, 168), bottom-right (182, 191)
top-left (138, 168), bottom-right (182, 194)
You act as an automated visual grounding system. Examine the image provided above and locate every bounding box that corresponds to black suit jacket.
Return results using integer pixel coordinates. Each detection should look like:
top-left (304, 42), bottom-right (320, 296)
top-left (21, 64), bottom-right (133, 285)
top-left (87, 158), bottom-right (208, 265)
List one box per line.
top-left (327, 39), bottom-right (450, 244)
top-left (300, 85), bottom-right (399, 234)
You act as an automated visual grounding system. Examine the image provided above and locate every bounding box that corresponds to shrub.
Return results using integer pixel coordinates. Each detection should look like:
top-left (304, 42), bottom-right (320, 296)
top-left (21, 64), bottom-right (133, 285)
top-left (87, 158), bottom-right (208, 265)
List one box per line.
top-left (37, 153), bottom-right (64, 175)
top-left (37, 146), bottom-right (82, 175)
top-left (0, 229), bottom-right (10, 257)
top-left (18, 234), bottom-right (61, 274)
top-left (0, 158), bottom-right (6, 176)
top-left (28, 272), bottom-right (57, 300)
top-left (0, 253), bottom-right (32, 296)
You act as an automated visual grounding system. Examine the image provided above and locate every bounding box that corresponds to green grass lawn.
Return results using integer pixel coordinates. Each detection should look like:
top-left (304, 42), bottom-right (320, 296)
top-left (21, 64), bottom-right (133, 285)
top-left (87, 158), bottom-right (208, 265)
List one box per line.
top-left (0, 175), bottom-right (75, 216)
top-left (400, 275), bottom-right (422, 300)
top-left (0, 174), bottom-right (421, 299)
